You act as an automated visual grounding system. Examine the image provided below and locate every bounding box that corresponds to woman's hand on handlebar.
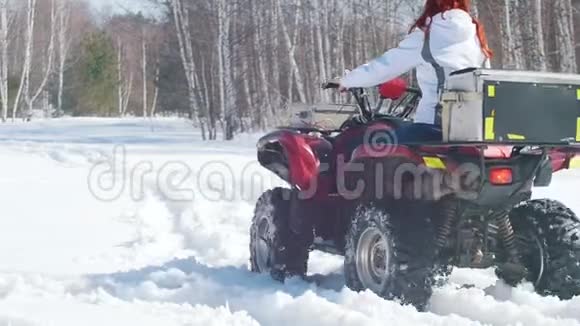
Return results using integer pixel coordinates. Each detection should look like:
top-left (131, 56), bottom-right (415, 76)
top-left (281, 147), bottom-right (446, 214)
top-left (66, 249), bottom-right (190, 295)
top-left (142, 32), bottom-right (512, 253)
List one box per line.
top-left (320, 80), bottom-right (348, 93)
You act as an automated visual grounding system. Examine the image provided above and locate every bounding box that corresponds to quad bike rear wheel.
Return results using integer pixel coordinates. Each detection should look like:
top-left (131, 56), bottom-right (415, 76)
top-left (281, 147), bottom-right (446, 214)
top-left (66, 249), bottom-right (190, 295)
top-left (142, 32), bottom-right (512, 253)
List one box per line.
top-left (250, 188), bottom-right (310, 281)
top-left (344, 204), bottom-right (437, 310)
top-left (503, 199), bottom-right (580, 299)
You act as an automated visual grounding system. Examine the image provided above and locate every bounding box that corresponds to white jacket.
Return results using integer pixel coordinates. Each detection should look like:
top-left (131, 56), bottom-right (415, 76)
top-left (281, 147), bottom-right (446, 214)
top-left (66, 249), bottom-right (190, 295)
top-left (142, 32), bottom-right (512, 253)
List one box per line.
top-left (341, 9), bottom-right (488, 124)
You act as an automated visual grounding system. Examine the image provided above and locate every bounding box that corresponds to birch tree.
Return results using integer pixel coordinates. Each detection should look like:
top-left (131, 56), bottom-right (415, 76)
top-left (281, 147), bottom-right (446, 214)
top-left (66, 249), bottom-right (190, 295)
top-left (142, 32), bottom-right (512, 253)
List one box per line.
top-left (169, 0), bottom-right (207, 139)
top-left (0, 0), bottom-right (10, 122)
top-left (270, 0), bottom-right (283, 111)
top-left (117, 38), bottom-right (133, 116)
top-left (12, 0), bottom-right (37, 121)
top-left (512, 0), bottom-right (547, 70)
top-left (315, 0), bottom-right (329, 103)
top-left (217, 0), bottom-right (234, 140)
top-left (553, 0), bottom-right (577, 72)
top-left (501, 0), bottom-right (519, 68)
top-left (56, 0), bottom-right (71, 116)
top-left (142, 28), bottom-right (147, 117)
top-left (277, 0), bottom-right (307, 103)
top-left (252, 0), bottom-right (272, 129)
top-left (10, 0), bottom-right (57, 120)
top-left (149, 61), bottom-right (159, 117)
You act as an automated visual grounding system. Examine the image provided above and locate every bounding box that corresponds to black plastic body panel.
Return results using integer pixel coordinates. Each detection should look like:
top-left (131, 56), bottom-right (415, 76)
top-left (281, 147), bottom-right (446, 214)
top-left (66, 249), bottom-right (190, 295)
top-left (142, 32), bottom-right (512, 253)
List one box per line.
top-left (453, 153), bottom-right (542, 207)
top-left (483, 80), bottom-right (580, 143)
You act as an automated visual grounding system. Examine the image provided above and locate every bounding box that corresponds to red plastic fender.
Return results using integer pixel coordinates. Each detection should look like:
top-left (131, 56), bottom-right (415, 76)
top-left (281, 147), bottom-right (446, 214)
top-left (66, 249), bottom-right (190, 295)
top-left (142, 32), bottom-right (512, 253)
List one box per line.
top-left (549, 148), bottom-right (580, 172)
top-left (277, 131), bottom-right (320, 190)
top-left (549, 150), bottom-right (569, 172)
top-left (484, 146), bottom-right (513, 159)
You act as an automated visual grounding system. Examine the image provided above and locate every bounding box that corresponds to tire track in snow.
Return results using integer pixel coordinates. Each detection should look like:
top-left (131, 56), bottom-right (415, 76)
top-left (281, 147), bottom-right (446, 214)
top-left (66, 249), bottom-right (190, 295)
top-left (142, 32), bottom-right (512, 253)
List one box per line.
top-left (0, 272), bottom-right (260, 326)
top-left (88, 187), bottom-right (580, 326)
top-left (86, 252), bottom-right (580, 326)
top-left (88, 257), bottom-right (479, 326)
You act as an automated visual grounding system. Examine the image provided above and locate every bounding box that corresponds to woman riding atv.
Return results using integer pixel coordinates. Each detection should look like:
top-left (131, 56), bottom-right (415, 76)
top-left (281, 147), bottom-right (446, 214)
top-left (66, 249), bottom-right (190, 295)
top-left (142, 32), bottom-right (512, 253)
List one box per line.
top-left (341, 0), bottom-right (492, 140)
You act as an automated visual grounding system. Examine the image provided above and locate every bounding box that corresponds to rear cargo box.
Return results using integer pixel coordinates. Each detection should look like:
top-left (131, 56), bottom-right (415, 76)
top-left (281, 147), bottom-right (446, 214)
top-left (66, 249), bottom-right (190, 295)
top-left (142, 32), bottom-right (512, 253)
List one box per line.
top-left (441, 69), bottom-right (580, 144)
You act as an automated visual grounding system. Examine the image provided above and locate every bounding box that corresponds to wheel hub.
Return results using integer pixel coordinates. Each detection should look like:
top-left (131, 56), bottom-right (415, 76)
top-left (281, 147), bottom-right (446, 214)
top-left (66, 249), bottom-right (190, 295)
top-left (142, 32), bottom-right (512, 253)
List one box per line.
top-left (255, 216), bottom-right (272, 272)
top-left (356, 227), bottom-right (391, 293)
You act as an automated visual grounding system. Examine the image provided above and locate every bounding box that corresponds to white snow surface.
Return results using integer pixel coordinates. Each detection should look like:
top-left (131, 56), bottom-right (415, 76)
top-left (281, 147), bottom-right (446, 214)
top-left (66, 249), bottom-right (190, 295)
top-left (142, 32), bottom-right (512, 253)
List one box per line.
top-left (0, 117), bottom-right (578, 326)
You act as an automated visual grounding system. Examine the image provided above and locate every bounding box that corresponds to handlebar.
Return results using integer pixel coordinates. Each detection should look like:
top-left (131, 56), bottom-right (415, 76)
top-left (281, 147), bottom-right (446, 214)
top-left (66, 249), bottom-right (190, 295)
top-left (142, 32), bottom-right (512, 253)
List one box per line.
top-left (320, 80), bottom-right (372, 122)
top-left (322, 79), bottom-right (422, 122)
top-left (321, 80), bottom-right (341, 90)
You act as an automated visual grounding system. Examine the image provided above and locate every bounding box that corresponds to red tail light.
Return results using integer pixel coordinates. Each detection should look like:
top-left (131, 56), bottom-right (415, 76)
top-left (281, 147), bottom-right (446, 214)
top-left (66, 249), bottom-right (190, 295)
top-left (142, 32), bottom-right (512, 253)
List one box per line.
top-left (489, 168), bottom-right (513, 185)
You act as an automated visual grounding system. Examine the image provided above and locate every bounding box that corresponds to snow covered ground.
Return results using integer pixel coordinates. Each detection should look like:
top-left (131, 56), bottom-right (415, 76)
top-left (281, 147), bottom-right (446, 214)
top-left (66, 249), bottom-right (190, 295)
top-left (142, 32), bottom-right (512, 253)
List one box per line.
top-left (0, 118), bottom-right (579, 326)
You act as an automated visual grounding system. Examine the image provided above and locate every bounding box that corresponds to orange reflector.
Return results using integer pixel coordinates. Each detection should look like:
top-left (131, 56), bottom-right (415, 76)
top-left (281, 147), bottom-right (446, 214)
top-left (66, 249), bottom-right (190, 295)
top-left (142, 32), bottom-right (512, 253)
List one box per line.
top-left (489, 168), bottom-right (513, 185)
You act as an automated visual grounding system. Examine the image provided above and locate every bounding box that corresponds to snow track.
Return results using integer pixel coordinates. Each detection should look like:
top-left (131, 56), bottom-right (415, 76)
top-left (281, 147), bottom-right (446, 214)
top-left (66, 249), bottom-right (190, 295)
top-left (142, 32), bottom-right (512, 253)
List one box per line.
top-left (0, 118), bottom-right (579, 325)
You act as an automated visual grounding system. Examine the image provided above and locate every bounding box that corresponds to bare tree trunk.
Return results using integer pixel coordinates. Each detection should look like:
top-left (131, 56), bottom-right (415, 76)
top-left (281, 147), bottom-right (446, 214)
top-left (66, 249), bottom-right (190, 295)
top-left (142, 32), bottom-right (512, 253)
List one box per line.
top-left (315, 0), bottom-right (328, 103)
top-left (253, 0), bottom-right (271, 130)
top-left (352, 0), bottom-right (360, 67)
top-left (124, 72), bottom-right (133, 115)
top-left (150, 62), bottom-right (159, 116)
top-left (501, 0), bottom-right (515, 68)
top-left (170, 0), bottom-right (206, 139)
top-left (335, 8), bottom-right (345, 73)
top-left (532, 0), bottom-right (547, 71)
top-left (199, 55), bottom-right (214, 138)
top-left (117, 38), bottom-right (124, 116)
top-left (322, 0), bottom-right (331, 79)
top-left (307, 10), bottom-right (317, 103)
top-left (0, 0), bottom-right (9, 122)
top-left (277, 0), bottom-right (306, 103)
top-left (117, 37), bottom-right (133, 117)
top-left (12, 0), bottom-right (36, 121)
top-left (501, 0), bottom-right (525, 69)
top-left (217, 0), bottom-right (234, 140)
top-left (24, 0), bottom-right (56, 119)
top-left (56, 0), bottom-right (70, 117)
top-left (270, 0), bottom-right (283, 116)
top-left (554, 0), bottom-right (577, 72)
top-left (142, 31), bottom-right (147, 118)
top-left (241, 49), bottom-right (254, 128)
top-left (517, 0), bottom-right (546, 70)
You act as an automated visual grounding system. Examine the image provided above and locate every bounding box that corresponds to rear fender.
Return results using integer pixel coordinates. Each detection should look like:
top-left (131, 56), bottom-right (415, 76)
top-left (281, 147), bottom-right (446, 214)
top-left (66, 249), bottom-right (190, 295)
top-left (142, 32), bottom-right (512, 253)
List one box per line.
top-left (257, 130), bottom-right (322, 190)
top-left (549, 147), bottom-right (580, 172)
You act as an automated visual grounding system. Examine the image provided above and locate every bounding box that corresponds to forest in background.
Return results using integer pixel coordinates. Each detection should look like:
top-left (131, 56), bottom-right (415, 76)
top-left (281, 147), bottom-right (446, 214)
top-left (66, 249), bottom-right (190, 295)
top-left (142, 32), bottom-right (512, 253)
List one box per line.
top-left (0, 0), bottom-right (579, 140)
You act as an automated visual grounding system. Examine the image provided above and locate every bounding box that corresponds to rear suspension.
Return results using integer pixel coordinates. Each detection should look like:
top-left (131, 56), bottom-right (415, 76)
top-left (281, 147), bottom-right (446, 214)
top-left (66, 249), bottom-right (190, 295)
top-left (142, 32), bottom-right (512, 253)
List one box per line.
top-left (436, 202), bottom-right (459, 250)
top-left (493, 209), bottom-right (532, 284)
top-left (494, 210), bottom-right (519, 261)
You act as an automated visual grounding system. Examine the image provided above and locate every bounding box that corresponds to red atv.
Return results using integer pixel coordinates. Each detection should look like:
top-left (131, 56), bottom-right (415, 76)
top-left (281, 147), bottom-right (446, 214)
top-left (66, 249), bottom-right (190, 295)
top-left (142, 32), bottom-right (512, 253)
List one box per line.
top-left (249, 69), bottom-right (580, 309)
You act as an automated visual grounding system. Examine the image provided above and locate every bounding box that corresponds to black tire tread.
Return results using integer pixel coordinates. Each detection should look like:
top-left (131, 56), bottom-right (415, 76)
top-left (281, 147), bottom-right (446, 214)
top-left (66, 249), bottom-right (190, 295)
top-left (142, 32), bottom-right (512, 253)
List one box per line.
top-left (249, 188), bottom-right (309, 280)
top-left (509, 199), bottom-right (580, 299)
top-left (344, 203), bottom-right (437, 310)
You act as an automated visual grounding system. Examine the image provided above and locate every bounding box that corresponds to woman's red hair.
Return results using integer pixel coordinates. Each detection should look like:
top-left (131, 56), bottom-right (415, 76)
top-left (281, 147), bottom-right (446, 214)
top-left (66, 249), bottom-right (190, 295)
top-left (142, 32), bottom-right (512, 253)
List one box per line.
top-left (410, 0), bottom-right (493, 58)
